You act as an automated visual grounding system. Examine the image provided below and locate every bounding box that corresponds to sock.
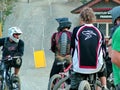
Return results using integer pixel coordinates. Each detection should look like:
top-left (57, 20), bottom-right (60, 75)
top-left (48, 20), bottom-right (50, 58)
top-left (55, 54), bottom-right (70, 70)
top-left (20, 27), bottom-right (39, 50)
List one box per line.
top-left (103, 85), bottom-right (107, 88)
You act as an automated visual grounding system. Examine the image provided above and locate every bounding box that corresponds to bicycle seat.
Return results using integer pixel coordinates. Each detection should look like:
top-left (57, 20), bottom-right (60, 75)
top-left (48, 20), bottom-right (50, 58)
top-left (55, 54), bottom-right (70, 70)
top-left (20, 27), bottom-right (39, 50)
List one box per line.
top-left (57, 60), bottom-right (66, 66)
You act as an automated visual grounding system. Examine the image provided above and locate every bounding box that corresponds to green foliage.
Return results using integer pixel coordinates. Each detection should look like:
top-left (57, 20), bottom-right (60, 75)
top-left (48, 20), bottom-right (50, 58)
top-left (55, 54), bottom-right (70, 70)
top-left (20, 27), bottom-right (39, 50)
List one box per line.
top-left (5, 0), bottom-right (18, 16)
top-left (0, 0), bottom-right (18, 31)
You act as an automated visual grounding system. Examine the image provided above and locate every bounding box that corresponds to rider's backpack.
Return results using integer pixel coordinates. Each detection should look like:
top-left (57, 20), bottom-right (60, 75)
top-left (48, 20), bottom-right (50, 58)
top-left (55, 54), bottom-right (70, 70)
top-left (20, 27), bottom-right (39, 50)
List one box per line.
top-left (55, 31), bottom-right (71, 55)
top-left (51, 31), bottom-right (72, 63)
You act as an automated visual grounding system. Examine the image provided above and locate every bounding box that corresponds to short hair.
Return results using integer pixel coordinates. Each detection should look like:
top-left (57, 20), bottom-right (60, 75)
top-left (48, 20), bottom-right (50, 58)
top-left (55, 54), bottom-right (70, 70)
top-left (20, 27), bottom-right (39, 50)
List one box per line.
top-left (80, 7), bottom-right (96, 24)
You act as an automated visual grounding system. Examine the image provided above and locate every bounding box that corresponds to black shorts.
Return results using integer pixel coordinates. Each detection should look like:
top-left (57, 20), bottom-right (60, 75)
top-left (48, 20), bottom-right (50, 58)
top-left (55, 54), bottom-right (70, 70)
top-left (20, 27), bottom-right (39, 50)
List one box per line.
top-left (97, 67), bottom-right (107, 78)
top-left (6, 58), bottom-right (22, 68)
top-left (97, 63), bottom-right (107, 78)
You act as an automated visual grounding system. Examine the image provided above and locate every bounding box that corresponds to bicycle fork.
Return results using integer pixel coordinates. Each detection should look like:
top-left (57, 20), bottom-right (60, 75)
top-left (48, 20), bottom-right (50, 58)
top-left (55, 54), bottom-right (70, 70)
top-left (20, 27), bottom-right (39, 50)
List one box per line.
top-left (1, 68), bottom-right (7, 89)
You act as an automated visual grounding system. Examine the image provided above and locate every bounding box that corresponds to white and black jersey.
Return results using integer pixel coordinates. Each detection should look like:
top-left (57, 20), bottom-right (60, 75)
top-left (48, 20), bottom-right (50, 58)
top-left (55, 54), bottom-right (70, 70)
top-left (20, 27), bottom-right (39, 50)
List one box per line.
top-left (71, 24), bottom-right (105, 74)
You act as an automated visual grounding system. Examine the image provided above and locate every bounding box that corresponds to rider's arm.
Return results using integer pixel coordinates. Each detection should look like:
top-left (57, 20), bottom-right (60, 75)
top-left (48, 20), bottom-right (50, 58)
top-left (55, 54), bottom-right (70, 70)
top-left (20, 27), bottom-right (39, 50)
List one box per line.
top-left (111, 28), bottom-right (120, 67)
top-left (50, 32), bottom-right (57, 53)
top-left (0, 38), bottom-right (5, 46)
top-left (71, 26), bottom-right (80, 57)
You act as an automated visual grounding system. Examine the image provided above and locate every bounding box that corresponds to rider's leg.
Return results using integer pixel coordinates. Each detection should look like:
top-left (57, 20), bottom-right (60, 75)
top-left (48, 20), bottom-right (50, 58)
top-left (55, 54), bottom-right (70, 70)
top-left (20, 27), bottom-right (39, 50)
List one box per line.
top-left (13, 58), bottom-right (22, 76)
top-left (70, 72), bottom-right (81, 90)
top-left (100, 76), bottom-right (107, 88)
top-left (49, 59), bottom-right (61, 79)
top-left (14, 68), bottom-right (20, 75)
top-left (96, 77), bottom-right (107, 90)
top-left (97, 67), bottom-right (108, 90)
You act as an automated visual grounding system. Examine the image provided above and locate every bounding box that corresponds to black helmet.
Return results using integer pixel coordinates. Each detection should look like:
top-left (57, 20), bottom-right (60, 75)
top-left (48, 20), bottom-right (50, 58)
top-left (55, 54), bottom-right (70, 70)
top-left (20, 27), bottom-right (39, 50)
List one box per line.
top-left (109, 6), bottom-right (120, 25)
top-left (56, 17), bottom-right (71, 31)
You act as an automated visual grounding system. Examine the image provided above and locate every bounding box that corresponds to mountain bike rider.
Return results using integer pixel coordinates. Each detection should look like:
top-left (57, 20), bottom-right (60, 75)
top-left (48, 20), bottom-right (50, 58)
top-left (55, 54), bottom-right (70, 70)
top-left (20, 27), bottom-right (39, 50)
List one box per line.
top-left (70, 7), bottom-right (108, 90)
top-left (108, 6), bottom-right (120, 90)
top-left (49, 17), bottom-right (72, 79)
top-left (0, 27), bottom-right (24, 81)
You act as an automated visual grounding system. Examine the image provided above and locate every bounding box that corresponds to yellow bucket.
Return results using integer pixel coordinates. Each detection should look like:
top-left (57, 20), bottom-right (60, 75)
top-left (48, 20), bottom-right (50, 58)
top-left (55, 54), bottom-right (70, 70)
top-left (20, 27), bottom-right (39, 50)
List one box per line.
top-left (0, 23), bottom-right (2, 37)
top-left (33, 50), bottom-right (46, 68)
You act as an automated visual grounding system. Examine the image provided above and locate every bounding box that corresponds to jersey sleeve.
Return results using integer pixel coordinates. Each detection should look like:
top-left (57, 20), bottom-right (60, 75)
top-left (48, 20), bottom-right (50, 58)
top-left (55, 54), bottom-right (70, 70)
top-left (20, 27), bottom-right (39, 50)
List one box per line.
top-left (112, 27), bottom-right (120, 51)
top-left (50, 32), bottom-right (56, 53)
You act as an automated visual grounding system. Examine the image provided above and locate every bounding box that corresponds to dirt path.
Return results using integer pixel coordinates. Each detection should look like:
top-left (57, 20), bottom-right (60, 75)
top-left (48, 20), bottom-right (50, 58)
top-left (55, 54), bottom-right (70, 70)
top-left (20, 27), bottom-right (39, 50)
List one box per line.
top-left (2, 0), bottom-right (81, 89)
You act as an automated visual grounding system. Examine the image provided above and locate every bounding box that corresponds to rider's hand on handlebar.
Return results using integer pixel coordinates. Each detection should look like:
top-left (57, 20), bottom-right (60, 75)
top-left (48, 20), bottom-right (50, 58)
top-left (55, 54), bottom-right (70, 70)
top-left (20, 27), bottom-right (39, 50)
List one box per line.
top-left (7, 55), bottom-right (12, 61)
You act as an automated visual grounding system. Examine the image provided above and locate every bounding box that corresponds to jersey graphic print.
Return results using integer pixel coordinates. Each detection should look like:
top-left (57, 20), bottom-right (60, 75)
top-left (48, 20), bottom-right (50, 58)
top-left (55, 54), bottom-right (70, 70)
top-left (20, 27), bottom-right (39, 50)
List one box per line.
top-left (3, 38), bottom-right (18, 57)
top-left (82, 30), bottom-right (97, 40)
top-left (76, 25), bottom-right (102, 69)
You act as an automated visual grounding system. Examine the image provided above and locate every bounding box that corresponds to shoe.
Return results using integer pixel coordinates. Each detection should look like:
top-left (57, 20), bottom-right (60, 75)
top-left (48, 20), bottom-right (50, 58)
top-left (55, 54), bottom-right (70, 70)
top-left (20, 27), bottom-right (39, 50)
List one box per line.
top-left (102, 87), bottom-right (109, 90)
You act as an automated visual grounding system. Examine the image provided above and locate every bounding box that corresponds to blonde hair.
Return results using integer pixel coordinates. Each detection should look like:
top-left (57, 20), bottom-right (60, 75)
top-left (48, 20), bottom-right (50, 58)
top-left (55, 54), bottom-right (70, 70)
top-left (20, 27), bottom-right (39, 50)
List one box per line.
top-left (80, 7), bottom-right (96, 24)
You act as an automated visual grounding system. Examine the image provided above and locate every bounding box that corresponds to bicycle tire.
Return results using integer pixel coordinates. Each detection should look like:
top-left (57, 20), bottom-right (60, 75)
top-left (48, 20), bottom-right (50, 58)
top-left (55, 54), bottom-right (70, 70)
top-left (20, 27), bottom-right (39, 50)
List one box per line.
top-left (1, 80), bottom-right (8, 90)
top-left (18, 78), bottom-right (21, 90)
top-left (53, 76), bottom-right (70, 90)
top-left (48, 74), bottom-right (62, 90)
top-left (78, 80), bottom-right (91, 90)
top-left (12, 76), bottom-right (21, 90)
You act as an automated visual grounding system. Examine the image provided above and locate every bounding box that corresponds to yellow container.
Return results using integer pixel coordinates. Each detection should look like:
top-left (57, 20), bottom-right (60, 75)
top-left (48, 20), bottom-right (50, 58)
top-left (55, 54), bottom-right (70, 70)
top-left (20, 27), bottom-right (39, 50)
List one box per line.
top-left (0, 23), bottom-right (2, 37)
top-left (33, 50), bottom-right (46, 68)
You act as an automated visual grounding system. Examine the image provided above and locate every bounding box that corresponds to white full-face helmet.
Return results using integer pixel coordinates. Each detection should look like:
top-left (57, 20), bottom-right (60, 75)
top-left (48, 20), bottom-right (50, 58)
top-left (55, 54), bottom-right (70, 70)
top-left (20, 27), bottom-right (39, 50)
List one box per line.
top-left (8, 27), bottom-right (22, 43)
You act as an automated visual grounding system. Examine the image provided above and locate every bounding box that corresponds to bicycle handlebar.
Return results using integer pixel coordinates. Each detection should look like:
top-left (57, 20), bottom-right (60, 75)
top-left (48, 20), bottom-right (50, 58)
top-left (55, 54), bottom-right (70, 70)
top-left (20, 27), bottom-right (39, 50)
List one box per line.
top-left (0, 56), bottom-right (21, 62)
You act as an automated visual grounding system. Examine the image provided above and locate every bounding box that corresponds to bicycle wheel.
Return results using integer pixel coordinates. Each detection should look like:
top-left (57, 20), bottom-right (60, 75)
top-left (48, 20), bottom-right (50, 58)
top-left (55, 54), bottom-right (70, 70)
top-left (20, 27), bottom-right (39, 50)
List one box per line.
top-left (53, 76), bottom-right (70, 90)
top-left (1, 79), bottom-right (8, 90)
top-left (12, 76), bottom-right (21, 90)
top-left (48, 74), bottom-right (62, 90)
top-left (78, 80), bottom-right (91, 90)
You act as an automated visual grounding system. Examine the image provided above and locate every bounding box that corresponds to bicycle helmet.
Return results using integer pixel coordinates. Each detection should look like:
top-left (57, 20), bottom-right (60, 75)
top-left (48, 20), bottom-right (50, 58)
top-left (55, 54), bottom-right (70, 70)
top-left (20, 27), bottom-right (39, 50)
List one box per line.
top-left (56, 17), bottom-right (71, 31)
top-left (8, 27), bottom-right (22, 43)
top-left (109, 6), bottom-right (120, 25)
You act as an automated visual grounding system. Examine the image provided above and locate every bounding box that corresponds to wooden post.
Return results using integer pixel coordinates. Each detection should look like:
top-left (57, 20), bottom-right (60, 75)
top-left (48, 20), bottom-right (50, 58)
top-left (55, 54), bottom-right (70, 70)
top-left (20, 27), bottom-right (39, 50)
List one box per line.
top-left (28, 0), bottom-right (29, 3)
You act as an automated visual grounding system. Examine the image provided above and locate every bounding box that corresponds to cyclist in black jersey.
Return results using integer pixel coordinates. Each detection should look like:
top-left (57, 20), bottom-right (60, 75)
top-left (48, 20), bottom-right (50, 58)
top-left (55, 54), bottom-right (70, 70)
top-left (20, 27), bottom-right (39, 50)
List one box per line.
top-left (0, 27), bottom-right (24, 80)
top-left (70, 7), bottom-right (108, 90)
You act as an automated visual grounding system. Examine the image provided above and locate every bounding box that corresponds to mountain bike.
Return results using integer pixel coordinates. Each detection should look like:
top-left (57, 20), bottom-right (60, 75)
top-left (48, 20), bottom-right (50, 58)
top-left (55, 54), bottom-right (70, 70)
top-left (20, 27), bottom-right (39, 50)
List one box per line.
top-left (0, 56), bottom-right (21, 90)
top-left (48, 60), bottom-right (72, 90)
top-left (53, 59), bottom-right (116, 90)
top-left (54, 70), bottom-right (103, 90)
top-left (54, 68), bottom-right (116, 90)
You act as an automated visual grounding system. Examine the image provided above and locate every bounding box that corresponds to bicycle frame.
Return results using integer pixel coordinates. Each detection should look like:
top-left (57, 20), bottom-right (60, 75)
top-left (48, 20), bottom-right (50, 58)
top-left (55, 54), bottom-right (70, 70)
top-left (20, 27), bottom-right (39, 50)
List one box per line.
top-left (58, 63), bottom-right (71, 88)
top-left (0, 56), bottom-right (21, 90)
top-left (59, 62), bottom-right (72, 77)
top-left (0, 58), bottom-right (13, 90)
top-left (48, 61), bottom-right (72, 90)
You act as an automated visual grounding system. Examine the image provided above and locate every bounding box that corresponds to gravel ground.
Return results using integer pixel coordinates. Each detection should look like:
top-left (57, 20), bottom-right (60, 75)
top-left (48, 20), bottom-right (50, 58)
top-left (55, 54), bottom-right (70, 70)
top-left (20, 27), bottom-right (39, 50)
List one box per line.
top-left (2, 0), bottom-right (82, 90)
